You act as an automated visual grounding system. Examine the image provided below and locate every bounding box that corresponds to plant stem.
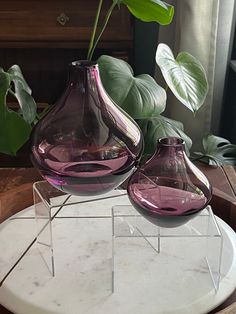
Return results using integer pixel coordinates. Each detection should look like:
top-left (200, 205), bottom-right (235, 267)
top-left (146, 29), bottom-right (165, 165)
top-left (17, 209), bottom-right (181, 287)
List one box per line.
top-left (87, 0), bottom-right (104, 60)
top-left (88, 1), bottom-right (117, 61)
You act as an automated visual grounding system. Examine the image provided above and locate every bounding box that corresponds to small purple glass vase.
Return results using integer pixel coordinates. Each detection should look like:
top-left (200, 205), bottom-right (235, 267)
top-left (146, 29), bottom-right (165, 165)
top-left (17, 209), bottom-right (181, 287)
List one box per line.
top-left (127, 137), bottom-right (212, 228)
top-left (31, 61), bottom-right (143, 196)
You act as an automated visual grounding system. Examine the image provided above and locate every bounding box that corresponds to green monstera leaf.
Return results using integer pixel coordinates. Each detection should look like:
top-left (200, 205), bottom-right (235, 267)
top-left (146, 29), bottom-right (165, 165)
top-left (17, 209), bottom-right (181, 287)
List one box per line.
top-left (0, 110), bottom-right (31, 156)
top-left (0, 68), bottom-right (32, 155)
top-left (87, 0), bottom-right (174, 60)
top-left (0, 68), bottom-right (10, 99)
top-left (8, 65), bottom-right (37, 124)
top-left (194, 135), bottom-right (236, 166)
top-left (98, 55), bottom-right (166, 119)
top-left (156, 43), bottom-right (208, 114)
top-left (137, 115), bottom-right (192, 156)
top-left (120, 0), bottom-right (174, 25)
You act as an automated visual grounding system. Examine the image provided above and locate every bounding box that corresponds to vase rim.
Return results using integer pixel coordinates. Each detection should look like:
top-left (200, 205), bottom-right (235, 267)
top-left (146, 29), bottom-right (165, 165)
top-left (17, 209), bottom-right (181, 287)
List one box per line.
top-left (158, 137), bottom-right (184, 146)
top-left (71, 60), bottom-right (97, 68)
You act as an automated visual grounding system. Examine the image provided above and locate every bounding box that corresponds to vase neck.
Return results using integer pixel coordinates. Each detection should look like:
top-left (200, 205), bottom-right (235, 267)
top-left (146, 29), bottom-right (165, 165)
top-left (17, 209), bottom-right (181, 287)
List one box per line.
top-left (68, 60), bottom-right (100, 87)
top-left (155, 137), bottom-right (185, 157)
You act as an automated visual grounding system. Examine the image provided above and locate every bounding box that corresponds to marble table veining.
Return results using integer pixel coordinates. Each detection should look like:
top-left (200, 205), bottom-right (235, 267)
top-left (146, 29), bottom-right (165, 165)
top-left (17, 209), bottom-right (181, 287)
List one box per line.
top-left (0, 192), bottom-right (236, 314)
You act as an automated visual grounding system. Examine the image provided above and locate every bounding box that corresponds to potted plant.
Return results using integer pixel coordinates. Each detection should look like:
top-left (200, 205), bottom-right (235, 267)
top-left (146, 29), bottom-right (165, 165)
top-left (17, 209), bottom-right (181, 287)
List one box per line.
top-left (0, 0), bottom-right (174, 158)
top-left (0, 66), bottom-right (36, 156)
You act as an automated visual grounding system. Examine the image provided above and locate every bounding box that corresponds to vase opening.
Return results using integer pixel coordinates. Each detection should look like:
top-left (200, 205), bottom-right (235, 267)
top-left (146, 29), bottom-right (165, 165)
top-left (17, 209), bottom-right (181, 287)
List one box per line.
top-left (158, 137), bottom-right (184, 146)
top-left (71, 60), bottom-right (97, 67)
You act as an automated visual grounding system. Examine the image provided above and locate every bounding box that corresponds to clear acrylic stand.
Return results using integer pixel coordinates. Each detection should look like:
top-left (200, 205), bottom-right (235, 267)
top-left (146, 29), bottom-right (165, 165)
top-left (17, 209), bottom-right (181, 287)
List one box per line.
top-left (33, 180), bottom-right (223, 294)
top-left (33, 180), bottom-right (128, 293)
top-left (112, 205), bottom-right (223, 292)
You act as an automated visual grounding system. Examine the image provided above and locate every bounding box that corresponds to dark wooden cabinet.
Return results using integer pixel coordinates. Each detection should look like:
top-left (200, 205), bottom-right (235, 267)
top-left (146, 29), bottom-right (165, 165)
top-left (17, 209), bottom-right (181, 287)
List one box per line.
top-left (0, 0), bottom-right (133, 102)
top-left (0, 0), bottom-right (132, 48)
top-left (0, 0), bottom-right (134, 166)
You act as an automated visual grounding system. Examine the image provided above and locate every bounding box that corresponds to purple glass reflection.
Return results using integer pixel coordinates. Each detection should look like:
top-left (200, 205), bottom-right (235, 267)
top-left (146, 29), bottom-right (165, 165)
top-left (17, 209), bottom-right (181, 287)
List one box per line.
top-left (31, 61), bottom-right (143, 196)
top-left (127, 137), bottom-right (212, 228)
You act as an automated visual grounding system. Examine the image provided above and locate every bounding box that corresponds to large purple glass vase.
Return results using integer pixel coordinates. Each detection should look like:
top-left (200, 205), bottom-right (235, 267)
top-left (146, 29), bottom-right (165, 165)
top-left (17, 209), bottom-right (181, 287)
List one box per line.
top-left (127, 137), bottom-right (212, 228)
top-left (31, 61), bottom-right (143, 196)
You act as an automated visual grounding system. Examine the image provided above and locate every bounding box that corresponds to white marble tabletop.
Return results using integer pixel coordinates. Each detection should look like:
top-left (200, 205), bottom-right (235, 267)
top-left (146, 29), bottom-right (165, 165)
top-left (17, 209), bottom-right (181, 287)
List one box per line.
top-left (0, 192), bottom-right (236, 314)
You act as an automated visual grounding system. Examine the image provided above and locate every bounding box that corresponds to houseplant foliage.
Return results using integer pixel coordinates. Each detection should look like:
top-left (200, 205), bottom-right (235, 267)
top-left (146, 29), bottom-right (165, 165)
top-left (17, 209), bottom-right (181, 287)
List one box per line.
top-left (97, 43), bottom-right (209, 157)
top-left (194, 135), bottom-right (236, 166)
top-left (155, 44), bottom-right (208, 114)
top-left (87, 0), bottom-right (174, 60)
top-left (0, 66), bottom-right (36, 155)
top-left (97, 44), bottom-right (236, 164)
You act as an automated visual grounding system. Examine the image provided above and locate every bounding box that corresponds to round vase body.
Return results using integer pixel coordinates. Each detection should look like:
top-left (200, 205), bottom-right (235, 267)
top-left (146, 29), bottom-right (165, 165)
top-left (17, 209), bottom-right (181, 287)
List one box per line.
top-left (31, 61), bottom-right (143, 196)
top-left (127, 137), bottom-right (212, 228)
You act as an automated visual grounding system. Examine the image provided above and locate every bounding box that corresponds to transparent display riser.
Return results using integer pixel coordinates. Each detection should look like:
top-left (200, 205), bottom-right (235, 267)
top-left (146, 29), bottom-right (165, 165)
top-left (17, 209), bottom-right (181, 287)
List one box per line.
top-left (33, 180), bottom-right (223, 294)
